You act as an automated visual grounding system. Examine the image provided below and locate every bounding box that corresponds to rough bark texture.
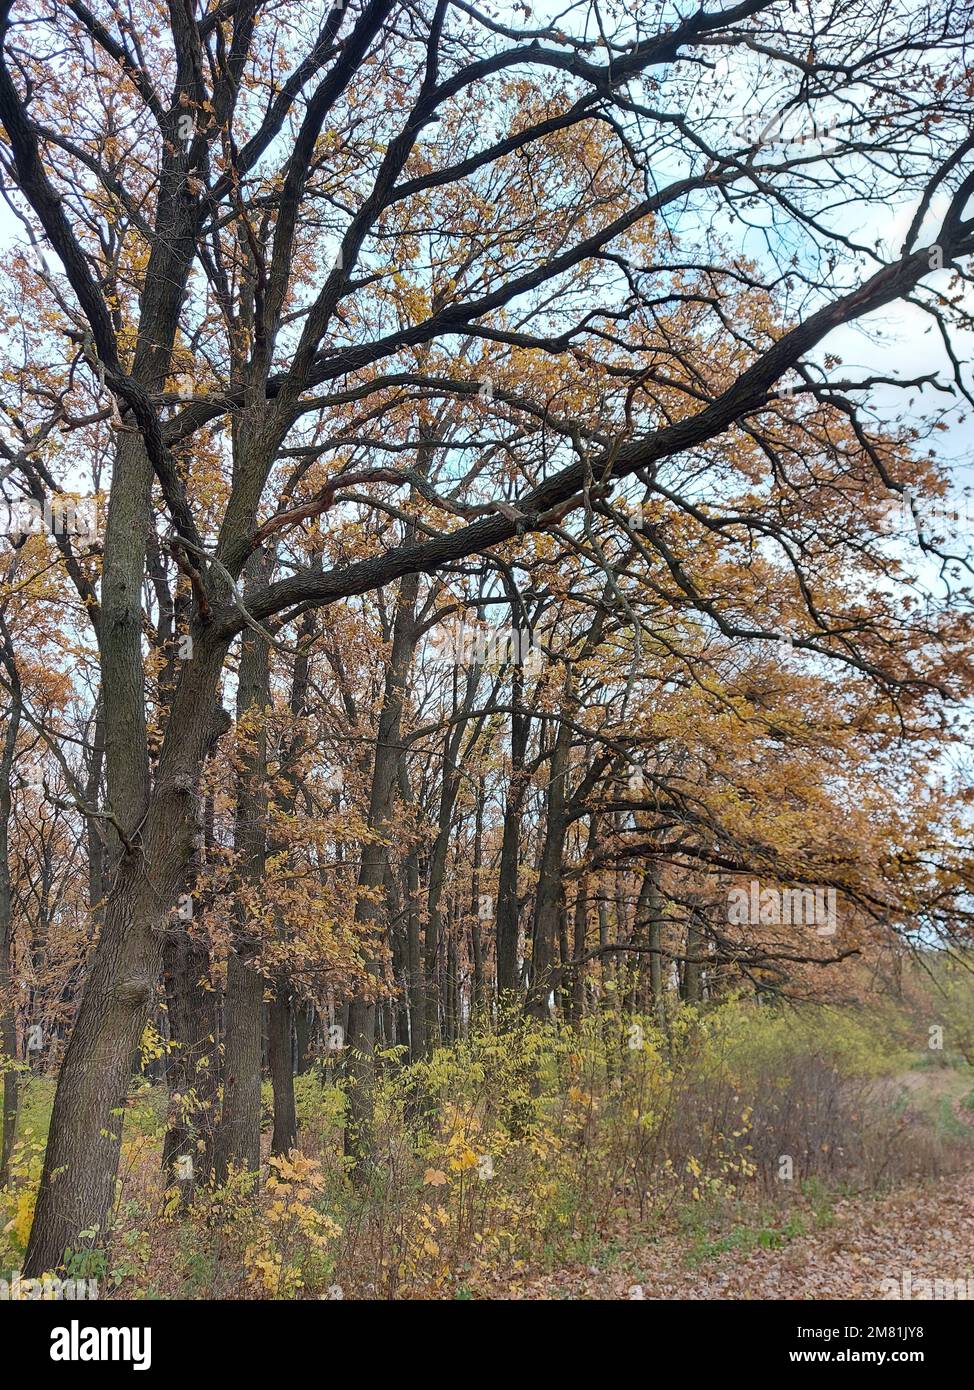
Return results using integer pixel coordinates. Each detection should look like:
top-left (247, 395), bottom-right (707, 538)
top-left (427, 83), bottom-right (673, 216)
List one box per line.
top-left (24, 636), bottom-right (228, 1276)
top-left (162, 918), bottom-right (220, 1192)
top-left (215, 949), bottom-right (265, 1182)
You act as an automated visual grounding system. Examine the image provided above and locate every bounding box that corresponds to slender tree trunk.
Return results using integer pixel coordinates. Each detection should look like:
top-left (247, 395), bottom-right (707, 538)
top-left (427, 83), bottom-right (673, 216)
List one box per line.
top-left (215, 587), bottom-right (271, 1183)
top-left (266, 606), bottom-right (315, 1154)
top-left (424, 724), bottom-right (456, 1052)
top-left (599, 894), bottom-right (612, 995)
top-left (406, 853), bottom-right (425, 1062)
top-left (469, 784), bottom-right (485, 1022)
top-left (422, 665), bottom-right (481, 1055)
top-left (526, 714), bottom-right (571, 1019)
top-left (641, 863), bottom-right (666, 1026)
top-left (344, 567), bottom-right (419, 1170)
top-left (681, 921), bottom-right (704, 1004)
top-left (445, 918), bottom-right (458, 1044)
top-left (569, 868), bottom-right (591, 1026)
top-left (387, 869), bottom-right (411, 1052)
top-left (268, 981), bottom-right (297, 1156)
top-left (0, 664), bottom-right (21, 1186)
top-left (495, 666), bottom-right (529, 999)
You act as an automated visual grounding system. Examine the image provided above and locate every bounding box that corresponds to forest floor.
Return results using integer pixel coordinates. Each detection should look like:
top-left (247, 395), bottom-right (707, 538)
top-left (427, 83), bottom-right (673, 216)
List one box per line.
top-left (503, 1070), bottom-right (974, 1301)
top-left (6, 1040), bottom-right (974, 1300)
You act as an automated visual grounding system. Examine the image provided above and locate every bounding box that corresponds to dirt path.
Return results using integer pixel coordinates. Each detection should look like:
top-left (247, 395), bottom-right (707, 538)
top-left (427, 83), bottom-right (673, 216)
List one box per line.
top-left (508, 1078), bottom-right (974, 1301)
top-left (504, 1170), bottom-right (974, 1300)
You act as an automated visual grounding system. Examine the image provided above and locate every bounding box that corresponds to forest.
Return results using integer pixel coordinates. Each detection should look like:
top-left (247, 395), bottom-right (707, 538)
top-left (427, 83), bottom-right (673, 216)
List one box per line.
top-left (0, 0), bottom-right (972, 1318)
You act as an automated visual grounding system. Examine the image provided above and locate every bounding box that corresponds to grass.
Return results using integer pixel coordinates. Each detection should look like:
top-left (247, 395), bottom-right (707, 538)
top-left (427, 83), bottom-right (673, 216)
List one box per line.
top-left (3, 1002), bottom-right (974, 1298)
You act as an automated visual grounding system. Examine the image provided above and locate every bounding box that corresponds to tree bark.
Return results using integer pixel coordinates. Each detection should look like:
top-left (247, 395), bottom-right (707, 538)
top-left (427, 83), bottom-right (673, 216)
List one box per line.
top-left (161, 917), bottom-right (220, 1193)
top-left (215, 949), bottom-right (265, 1181)
top-left (24, 635), bottom-right (229, 1276)
top-left (268, 981), bottom-right (297, 1156)
top-left (19, 70), bottom-right (219, 1267)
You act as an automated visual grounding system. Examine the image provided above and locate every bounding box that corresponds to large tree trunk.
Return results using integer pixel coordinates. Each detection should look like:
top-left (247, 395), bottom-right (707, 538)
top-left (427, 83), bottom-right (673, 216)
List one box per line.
top-left (161, 917), bottom-right (220, 1192)
top-left (24, 630), bottom-right (229, 1276)
top-left (25, 878), bottom-right (161, 1272)
top-left (21, 79), bottom-right (218, 1265)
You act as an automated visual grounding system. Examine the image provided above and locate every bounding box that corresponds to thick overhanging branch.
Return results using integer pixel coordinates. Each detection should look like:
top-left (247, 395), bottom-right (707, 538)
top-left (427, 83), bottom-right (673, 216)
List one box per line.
top-left (219, 220), bottom-right (974, 638)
